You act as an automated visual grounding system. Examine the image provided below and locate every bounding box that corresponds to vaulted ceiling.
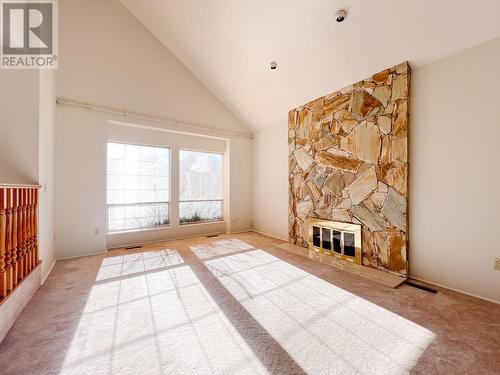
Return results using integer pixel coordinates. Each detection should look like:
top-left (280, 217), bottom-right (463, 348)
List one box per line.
top-left (120, 0), bottom-right (500, 130)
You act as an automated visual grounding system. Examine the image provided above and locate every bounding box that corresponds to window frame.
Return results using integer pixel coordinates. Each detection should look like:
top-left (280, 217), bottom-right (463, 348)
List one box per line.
top-left (178, 148), bottom-right (225, 226)
top-left (106, 141), bottom-right (171, 234)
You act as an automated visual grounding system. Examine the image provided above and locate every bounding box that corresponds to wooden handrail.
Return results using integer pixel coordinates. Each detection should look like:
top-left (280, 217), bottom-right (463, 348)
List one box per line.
top-left (0, 183), bottom-right (41, 189)
top-left (0, 186), bottom-right (41, 301)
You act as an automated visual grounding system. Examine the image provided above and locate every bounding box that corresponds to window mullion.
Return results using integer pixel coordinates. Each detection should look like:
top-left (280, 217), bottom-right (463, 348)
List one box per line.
top-left (170, 146), bottom-right (180, 227)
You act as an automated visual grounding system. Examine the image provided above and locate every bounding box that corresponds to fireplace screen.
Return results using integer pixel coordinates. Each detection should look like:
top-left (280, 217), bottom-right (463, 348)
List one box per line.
top-left (321, 228), bottom-right (332, 250)
top-left (333, 230), bottom-right (341, 254)
top-left (344, 232), bottom-right (356, 257)
top-left (308, 219), bottom-right (362, 265)
top-left (313, 226), bottom-right (321, 247)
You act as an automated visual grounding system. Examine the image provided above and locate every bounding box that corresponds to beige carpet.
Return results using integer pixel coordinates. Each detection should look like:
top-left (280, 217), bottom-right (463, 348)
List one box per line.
top-left (0, 233), bottom-right (499, 374)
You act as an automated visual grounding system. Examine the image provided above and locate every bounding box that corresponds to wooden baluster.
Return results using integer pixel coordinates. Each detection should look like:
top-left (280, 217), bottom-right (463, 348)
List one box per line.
top-left (5, 189), bottom-right (13, 291)
top-left (0, 186), bottom-right (41, 299)
top-left (17, 189), bottom-right (24, 280)
top-left (33, 189), bottom-right (39, 265)
top-left (25, 189), bottom-right (30, 275)
top-left (0, 185), bottom-right (40, 298)
top-left (31, 189), bottom-right (35, 270)
top-left (0, 189), bottom-right (7, 298)
top-left (11, 189), bottom-right (18, 287)
top-left (28, 189), bottom-right (35, 271)
top-left (21, 189), bottom-right (27, 278)
top-left (24, 189), bottom-right (31, 277)
top-left (26, 189), bottom-right (31, 273)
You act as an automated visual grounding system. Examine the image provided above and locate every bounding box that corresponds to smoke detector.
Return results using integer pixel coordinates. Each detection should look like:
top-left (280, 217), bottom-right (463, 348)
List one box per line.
top-left (335, 9), bottom-right (347, 23)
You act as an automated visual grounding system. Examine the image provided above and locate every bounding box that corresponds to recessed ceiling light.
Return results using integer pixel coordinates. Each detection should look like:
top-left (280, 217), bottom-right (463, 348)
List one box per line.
top-left (270, 61), bottom-right (278, 70)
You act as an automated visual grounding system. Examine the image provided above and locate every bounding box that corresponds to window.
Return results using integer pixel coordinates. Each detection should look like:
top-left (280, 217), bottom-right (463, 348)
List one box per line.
top-left (107, 143), bottom-right (169, 233)
top-left (179, 150), bottom-right (223, 224)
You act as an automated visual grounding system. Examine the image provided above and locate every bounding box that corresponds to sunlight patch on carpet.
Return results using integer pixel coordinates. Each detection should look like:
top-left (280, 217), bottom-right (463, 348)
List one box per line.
top-left (205, 250), bottom-right (435, 375)
top-left (61, 264), bottom-right (268, 375)
top-left (96, 249), bottom-right (184, 281)
top-left (191, 239), bottom-right (254, 259)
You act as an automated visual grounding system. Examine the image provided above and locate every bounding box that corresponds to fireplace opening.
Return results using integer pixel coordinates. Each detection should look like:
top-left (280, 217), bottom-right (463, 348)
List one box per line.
top-left (313, 226), bottom-right (321, 247)
top-left (333, 230), bottom-right (341, 254)
top-left (308, 219), bottom-right (362, 265)
top-left (322, 228), bottom-right (332, 251)
top-left (344, 232), bottom-right (356, 257)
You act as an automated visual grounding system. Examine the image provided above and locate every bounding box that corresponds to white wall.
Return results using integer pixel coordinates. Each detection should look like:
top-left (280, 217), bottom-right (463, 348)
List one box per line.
top-left (227, 135), bottom-right (253, 233)
top-left (55, 109), bottom-right (107, 258)
top-left (410, 37), bottom-right (500, 303)
top-left (0, 70), bottom-right (39, 183)
top-left (38, 70), bottom-right (57, 280)
top-left (0, 69), bottom-right (56, 283)
top-left (252, 119), bottom-right (288, 240)
top-left (55, 0), bottom-right (253, 258)
top-left (253, 37), bottom-right (500, 303)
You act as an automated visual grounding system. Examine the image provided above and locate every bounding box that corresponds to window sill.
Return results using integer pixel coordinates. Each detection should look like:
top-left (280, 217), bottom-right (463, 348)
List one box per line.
top-left (107, 220), bottom-right (225, 235)
top-left (179, 220), bottom-right (225, 227)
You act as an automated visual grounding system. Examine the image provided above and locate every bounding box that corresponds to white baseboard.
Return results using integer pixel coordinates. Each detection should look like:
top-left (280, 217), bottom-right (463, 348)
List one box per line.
top-left (225, 229), bottom-right (253, 235)
top-left (409, 276), bottom-right (500, 305)
top-left (56, 250), bottom-right (107, 261)
top-left (106, 230), bottom-right (226, 250)
top-left (41, 260), bottom-right (56, 285)
top-left (252, 230), bottom-right (288, 242)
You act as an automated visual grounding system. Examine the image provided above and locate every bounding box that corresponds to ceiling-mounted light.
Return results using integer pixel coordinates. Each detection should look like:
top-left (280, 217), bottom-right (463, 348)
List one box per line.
top-left (270, 61), bottom-right (278, 70)
top-left (335, 9), bottom-right (347, 23)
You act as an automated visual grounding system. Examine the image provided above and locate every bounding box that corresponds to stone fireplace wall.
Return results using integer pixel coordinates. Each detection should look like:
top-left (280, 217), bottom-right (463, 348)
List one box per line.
top-left (288, 62), bottom-right (410, 275)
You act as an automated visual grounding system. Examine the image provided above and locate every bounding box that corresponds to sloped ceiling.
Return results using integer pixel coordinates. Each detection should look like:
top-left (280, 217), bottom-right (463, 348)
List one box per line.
top-left (120, 0), bottom-right (500, 129)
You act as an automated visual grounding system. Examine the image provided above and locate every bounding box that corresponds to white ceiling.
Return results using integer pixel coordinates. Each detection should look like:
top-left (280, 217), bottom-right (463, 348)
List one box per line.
top-left (120, 0), bottom-right (500, 130)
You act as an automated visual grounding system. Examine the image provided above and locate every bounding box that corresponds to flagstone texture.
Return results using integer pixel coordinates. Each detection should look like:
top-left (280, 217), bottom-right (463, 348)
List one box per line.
top-left (288, 62), bottom-right (410, 275)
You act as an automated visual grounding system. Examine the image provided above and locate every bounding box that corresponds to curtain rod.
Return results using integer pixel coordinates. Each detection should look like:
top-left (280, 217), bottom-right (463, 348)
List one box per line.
top-left (56, 98), bottom-right (254, 139)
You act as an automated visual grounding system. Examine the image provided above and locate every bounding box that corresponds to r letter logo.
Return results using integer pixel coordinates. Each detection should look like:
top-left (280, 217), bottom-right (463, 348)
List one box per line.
top-left (1, 0), bottom-right (58, 69)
